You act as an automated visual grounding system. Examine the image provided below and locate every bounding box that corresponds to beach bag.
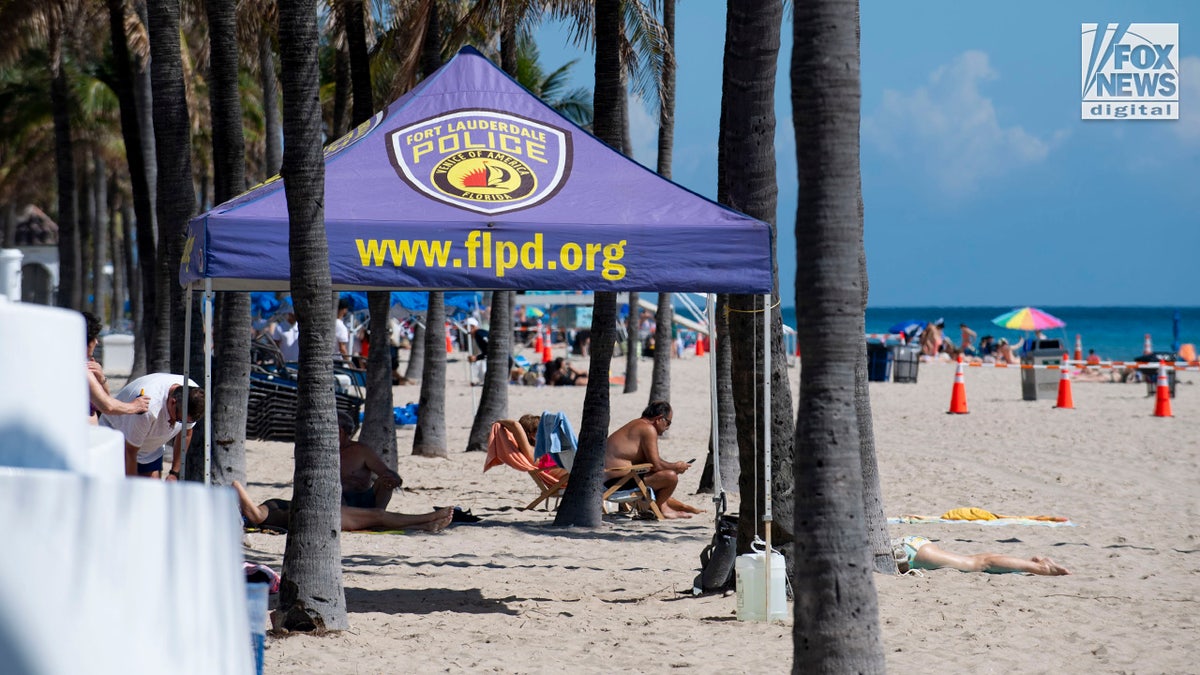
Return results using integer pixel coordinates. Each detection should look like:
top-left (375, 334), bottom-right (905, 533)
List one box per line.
top-left (692, 515), bottom-right (739, 595)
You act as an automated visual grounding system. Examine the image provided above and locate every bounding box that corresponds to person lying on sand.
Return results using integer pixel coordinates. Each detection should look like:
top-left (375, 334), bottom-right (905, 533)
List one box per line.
top-left (893, 535), bottom-right (1070, 575)
top-left (604, 401), bottom-right (703, 519)
top-left (232, 480), bottom-right (453, 533)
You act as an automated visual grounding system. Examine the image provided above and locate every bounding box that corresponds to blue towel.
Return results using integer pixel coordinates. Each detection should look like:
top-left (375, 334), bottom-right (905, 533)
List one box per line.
top-left (535, 411), bottom-right (577, 467)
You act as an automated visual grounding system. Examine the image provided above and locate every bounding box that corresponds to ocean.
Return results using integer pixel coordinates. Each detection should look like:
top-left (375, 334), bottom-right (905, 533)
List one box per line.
top-left (779, 306), bottom-right (1200, 360)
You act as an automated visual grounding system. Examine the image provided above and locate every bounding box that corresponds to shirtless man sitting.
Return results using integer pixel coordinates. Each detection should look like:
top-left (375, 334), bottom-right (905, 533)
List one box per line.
top-left (338, 412), bottom-right (403, 510)
top-left (604, 401), bottom-right (693, 519)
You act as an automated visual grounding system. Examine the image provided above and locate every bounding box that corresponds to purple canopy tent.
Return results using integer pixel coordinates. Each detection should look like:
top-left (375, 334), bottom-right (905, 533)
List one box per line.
top-left (181, 47), bottom-right (771, 293)
top-left (179, 48), bottom-right (773, 512)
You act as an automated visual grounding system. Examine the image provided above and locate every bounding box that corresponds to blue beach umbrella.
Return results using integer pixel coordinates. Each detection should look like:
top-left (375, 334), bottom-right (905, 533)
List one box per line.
top-left (888, 319), bottom-right (927, 335)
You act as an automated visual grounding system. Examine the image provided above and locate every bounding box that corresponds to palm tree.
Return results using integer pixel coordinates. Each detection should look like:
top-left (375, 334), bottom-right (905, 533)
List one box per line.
top-left (647, 0), bottom-right (674, 405)
top-left (146, 0), bottom-right (195, 375)
top-left (413, 292), bottom-right (448, 457)
top-left (553, 0), bottom-right (621, 528)
top-left (104, 0), bottom-right (158, 376)
top-left (791, 0), bottom-right (885, 669)
top-left (276, 0), bottom-right (348, 632)
top-left (622, 291), bottom-right (638, 393)
top-left (339, 0), bottom-right (398, 467)
top-left (718, 0), bottom-right (796, 562)
top-left (852, 6), bottom-right (893, 575)
top-left (200, 0), bottom-right (250, 487)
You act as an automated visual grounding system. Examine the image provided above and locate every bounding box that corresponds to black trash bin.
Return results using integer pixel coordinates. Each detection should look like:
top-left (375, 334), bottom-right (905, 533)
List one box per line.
top-left (866, 343), bottom-right (892, 382)
top-left (891, 344), bottom-right (920, 383)
top-left (1135, 352), bottom-right (1177, 398)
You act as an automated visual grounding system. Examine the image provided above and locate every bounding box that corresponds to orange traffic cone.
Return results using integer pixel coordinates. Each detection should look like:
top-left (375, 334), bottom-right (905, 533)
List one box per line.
top-left (695, 336), bottom-right (705, 357)
top-left (542, 343), bottom-right (553, 364)
top-left (446, 328), bottom-right (454, 353)
top-left (1153, 361), bottom-right (1173, 417)
top-left (947, 355), bottom-right (969, 414)
top-left (1055, 353), bottom-right (1074, 409)
top-left (1144, 333), bottom-right (1153, 355)
top-left (1074, 334), bottom-right (1083, 362)
top-left (534, 331), bottom-right (543, 352)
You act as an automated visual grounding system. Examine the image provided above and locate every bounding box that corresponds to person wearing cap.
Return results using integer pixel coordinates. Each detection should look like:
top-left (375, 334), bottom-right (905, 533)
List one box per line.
top-left (100, 373), bottom-right (205, 478)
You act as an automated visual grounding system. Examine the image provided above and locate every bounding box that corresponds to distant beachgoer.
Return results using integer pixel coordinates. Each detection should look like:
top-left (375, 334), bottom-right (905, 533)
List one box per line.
top-left (997, 338), bottom-right (1019, 365)
top-left (269, 306), bottom-right (300, 362)
top-left (960, 323), bottom-right (978, 356)
top-left (1086, 349), bottom-right (1101, 366)
top-left (893, 535), bottom-right (1070, 575)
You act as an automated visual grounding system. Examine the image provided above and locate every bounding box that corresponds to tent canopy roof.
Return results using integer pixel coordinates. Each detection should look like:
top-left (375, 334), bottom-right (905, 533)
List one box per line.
top-left (181, 47), bottom-right (772, 294)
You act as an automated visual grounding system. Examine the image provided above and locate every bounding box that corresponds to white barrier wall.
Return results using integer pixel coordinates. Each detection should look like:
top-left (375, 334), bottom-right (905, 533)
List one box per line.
top-left (0, 301), bottom-right (252, 675)
top-left (0, 299), bottom-right (87, 471)
top-left (0, 469), bottom-right (252, 675)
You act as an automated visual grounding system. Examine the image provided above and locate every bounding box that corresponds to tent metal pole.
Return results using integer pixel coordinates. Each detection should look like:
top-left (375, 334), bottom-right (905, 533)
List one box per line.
top-left (203, 279), bottom-right (213, 486)
top-left (762, 292), bottom-right (773, 619)
top-left (181, 285), bottom-right (193, 482)
top-left (707, 294), bottom-right (720, 516)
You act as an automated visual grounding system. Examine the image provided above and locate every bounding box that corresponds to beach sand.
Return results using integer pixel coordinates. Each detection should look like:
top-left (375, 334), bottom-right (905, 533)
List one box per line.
top-left (243, 352), bottom-right (1199, 674)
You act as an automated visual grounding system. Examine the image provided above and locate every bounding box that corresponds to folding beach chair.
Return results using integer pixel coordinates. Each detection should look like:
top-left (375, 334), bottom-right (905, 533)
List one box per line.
top-left (484, 422), bottom-right (569, 511)
top-left (601, 464), bottom-right (662, 520)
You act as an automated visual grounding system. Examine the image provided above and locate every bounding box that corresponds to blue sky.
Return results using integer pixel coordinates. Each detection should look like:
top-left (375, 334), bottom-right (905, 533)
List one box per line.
top-left (533, 1), bottom-right (1200, 308)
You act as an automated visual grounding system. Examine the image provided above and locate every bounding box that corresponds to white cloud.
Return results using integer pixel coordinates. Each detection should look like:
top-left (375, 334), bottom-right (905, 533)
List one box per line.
top-left (1172, 56), bottom-right (1200, 143)
top-left (628, 95), bottom-right (660, 169)
top-left (863, 50), bottom-right (1055, 196)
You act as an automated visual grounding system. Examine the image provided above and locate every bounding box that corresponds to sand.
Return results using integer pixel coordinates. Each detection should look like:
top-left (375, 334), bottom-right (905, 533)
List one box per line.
top-left (242, 352), bottom-right (1199, 674)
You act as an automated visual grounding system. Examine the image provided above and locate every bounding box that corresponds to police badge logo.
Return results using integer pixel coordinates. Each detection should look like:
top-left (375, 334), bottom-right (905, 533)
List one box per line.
top-left (387, 109), bottom-right (572, 214)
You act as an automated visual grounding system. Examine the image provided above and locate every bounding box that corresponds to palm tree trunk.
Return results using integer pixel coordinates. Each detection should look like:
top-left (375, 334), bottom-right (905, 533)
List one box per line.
top-left (466, 292), bottom-right (511, 452)
top-left (719, 0), bottom-right (796, 563)
top-left (259, 24), bottom-right (282, 178)
top-left (362, 292), bottom-right (398, 467)
top-left (852, 7), bottom-right (893, 575)
top-left (648, 293), bottom-right (672, 402)
top-left (623, 292), bottom-right (638, 393)
top-left (136, 0), bottom-right (168, 373)
top-left (92, 155), bottom-right (109, 319)
top-left (50, 37), bottom-right (81, 310)
top-left (342, 0), bottom-right (398, 467)
top-left (120, 202), bottom-right (146, 374)
top-left (648, 0), bottom-right (676, 405)
top-left (554, 0), bottom-right (622, 528)
top-left (147, 0), bottom-right (196, 374)
top-left (404, 320), bottom-right (425, 381)
top-left (109, 201), bottom-right (125, 324)
top-left (792, 0), bottom-right (885, 669)
top-left (332, 45), bottom-right (351, 137)
top-left (413, 292), bottom-right (447, 457)
top-left (201, 0), bottom-right (250, 487)
top-left (276, 0), bottom-right (348, 632)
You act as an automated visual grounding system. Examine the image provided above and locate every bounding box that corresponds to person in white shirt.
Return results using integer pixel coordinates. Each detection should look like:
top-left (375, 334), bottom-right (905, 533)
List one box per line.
top-left (270, 307), bottom-right (301, 362)
top-left (335, 298), bottom-right (351, 363)
top-left (100, 373), bottom-right (205, 478)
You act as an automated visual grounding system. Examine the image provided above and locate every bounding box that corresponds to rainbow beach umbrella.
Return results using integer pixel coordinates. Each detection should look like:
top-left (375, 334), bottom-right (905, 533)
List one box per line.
top-left (991, 307), bottom-right (1065, 331)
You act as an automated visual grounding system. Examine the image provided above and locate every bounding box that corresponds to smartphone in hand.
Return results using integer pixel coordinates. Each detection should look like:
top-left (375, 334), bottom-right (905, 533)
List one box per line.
top-left (686, 458), bottom-right (697, 464)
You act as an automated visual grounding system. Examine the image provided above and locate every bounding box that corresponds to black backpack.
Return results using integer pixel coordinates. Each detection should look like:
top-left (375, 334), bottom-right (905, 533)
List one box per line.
top-left (692, 514), bottom-right (739, 595)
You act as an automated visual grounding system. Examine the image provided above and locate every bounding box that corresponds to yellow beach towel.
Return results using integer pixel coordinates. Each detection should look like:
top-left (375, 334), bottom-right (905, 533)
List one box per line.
top-left (940, 507), bottom-right (1067, 522)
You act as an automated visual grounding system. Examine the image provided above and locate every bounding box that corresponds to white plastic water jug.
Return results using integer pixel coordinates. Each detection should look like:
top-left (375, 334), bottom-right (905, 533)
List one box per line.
top-left (735, 550), bottom-right (788, 622)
